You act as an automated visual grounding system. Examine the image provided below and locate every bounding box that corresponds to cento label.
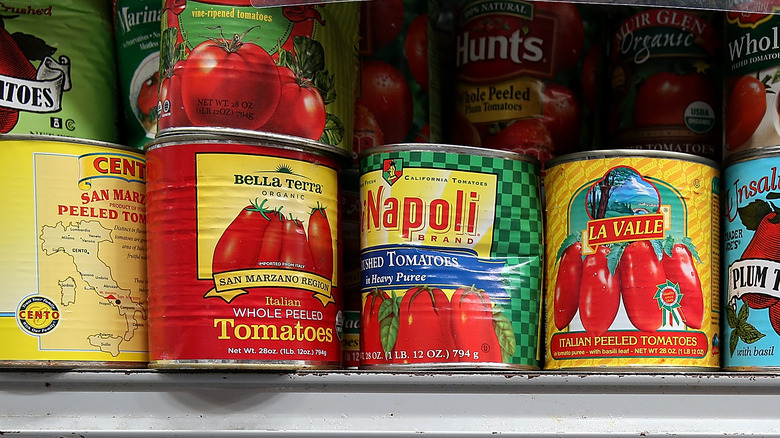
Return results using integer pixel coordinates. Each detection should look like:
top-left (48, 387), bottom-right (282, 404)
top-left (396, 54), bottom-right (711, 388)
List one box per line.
top-left (544, 154), bottom-right (720, 369)
top-left (358, 148), bottom-right (543, 369)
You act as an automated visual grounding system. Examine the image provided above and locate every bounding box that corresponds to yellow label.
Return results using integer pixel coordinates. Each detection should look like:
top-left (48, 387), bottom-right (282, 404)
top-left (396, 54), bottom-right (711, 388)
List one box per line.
top-left (1, 140), bottom-right (147, 363)
top-left (195, 152), bottom-right (340, 296)
top-left (456, 76), bottom-right (543, 125)
top-left (360, 167), bottom-right (498, 257)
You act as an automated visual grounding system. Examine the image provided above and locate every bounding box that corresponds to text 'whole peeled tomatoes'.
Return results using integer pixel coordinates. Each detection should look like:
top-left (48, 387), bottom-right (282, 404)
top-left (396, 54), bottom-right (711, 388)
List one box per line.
top-left (145, 129), bottom-right (350, 370)
top-left (358, 144), bottom-right (543, 370)
top-left (544, 150), bottom-right (720, 370)
top-left (158, 1), bottom-right (359, 154)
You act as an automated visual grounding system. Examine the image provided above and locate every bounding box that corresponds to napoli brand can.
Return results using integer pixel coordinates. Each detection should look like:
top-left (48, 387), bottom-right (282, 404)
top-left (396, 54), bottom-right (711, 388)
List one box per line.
top-left (146, 128), bottom-right (349, 370)
top-left (723, 147), bottom-right (780, 370)
top-left (0, 136), bottom-right (147, 368)
top-left (359, 144), bottom-right (544, 370)
top-left (723, 11), bottom-right (780, 158)
top-left (0, 0), bottom-right (119, 142)
top-left (115, 0), bottom-right (162, 148)
top-left (159, 1), bottom-right (359, 154)
top-left (544, 150), bottom-right (720, 370)
top-left (607, 7), bottom-right (722, 162)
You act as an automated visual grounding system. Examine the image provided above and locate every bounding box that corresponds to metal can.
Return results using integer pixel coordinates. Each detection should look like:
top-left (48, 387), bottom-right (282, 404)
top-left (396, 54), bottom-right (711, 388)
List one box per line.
top-left (723, 146), bottom-right (780, 370)
top-left (115, 0), bottom-right (162, 149)
top-left (0, 136), bottom-right (147, 368)
top-left (606, 7), bottom-right (722, 162)
top-left (358, 144), bottom-right (544, 370)
top-left (0, 0), bottom-right (119, 142)
top-left (452, 0), bottom-right (607, 163)
top-left (723, 11), bottom-right (780, 159)
top-left (146, 128), bottom-right (349, 370)
top-left (158, 1), bottom-right (359, 155)
top-left (544, 150), bottom-right (720, 370)
top-left (340, 168), bottom-right (361, 368)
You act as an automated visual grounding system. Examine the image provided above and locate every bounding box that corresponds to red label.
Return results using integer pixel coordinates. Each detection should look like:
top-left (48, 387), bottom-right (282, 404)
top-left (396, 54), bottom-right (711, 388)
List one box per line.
top-left (550, 331), bottom-right (709, 359)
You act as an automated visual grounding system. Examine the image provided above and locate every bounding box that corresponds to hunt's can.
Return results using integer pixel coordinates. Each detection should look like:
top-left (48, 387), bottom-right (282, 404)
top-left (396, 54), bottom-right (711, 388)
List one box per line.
top-left (0, 136), bottom-right (148, 368)
top-left (607, 7), bottom-right (722, 162)
top-left (723, 11), bottom-right (780, 159)
top-left (544, 150), bottom-right (720, 370)
top-left (115, 0), bottom-right (162, 149)
top-left (146, 128), bottom-right (349, 370)
top-left (358, 144), bottom-right (544, 370)
top-left (0, 0), bottom-right (119, 143)
top-left (723, 146), bottom-right (780, 370)
top-left (159, 1), bottom-right (359, 155)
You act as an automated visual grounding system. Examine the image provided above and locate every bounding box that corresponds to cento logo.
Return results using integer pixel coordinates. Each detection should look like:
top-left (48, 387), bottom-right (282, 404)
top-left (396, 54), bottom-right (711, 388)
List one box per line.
top-left (382, 158), bottom-right (403, 186)
top-left (16, 295), bottom-right (61, 335)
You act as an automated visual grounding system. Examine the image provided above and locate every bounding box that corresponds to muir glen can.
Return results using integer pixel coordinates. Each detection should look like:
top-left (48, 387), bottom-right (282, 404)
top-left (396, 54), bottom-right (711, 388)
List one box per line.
top-left (723, 147), bottom-right (780, 370)
top-left (607, 7), bottom-right (722, 162)
top-left (358, 144), bottom-right (544, 370)
top-left (146, 128), bottom-right (349, 370)
top-left (159, 1), bottom-right (359, 154)
top-left (544, 150), bottom-right (720, 370)
top-left (0, 136), bottom-right (147, 368)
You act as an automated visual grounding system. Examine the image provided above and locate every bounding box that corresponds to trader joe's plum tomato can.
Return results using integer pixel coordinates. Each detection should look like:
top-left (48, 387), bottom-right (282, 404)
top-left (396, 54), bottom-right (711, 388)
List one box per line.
top-left (159, 1), bottom-right (359, 154)
top-left (146, 128), bottom-right (349, 370)
top-left (358, 144), bottom-right (544, 370)
top-left (544, 150), bottom-right (720, 370)
top-left (723, 147), bottom-right (780, 370)
top-left (0, 136), bottom-right (147, 368)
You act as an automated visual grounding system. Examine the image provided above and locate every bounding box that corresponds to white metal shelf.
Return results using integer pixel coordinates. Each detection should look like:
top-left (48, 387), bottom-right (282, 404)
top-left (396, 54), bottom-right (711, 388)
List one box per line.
top-left (2, 370), bottom-right (780, 436)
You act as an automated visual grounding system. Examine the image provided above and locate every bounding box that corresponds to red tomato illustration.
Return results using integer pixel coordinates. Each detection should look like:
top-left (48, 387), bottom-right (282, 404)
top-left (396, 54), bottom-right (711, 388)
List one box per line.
top-left (357, 60), bottom-right (413, 144)
top-left (533, 2), bottom-right (585, 73)
top-left (450, 285), bottom-right (502, 363)
top-left (726, 75), bottom-right (766, 151)
top-left (662, 244), bottom-right (704, 330)
top-left (178, 31), bottom-right (281, 129)
top-left (0, 25), bottom-right (37, 133)
top-left (307, 204), bottom-right (333, 280)
top-left (360, 288), bottom-right (391, 359)
top-left (261, 66), bottom-right (326, 140)
top-left (579, 246), bottom-right (620, 336)
top-left (212, 199), bottom-right (273, 274)
top-left (554, 242), bottom-right (583, 330)
top-left (404, 14), bottom-right (429, 91)
top-left (393, 285), bottom-right (453, 364)
top-left (619, 241), bottom-right (664, 332)
top-left (633, 72), bottom-right (716, 127)
top-left (540, 82), bottom-right (582, 154)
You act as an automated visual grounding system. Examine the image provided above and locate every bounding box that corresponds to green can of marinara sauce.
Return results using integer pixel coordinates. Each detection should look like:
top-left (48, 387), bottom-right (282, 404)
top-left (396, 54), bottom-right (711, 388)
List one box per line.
top-left (358, 144), bottom-right (544, 370)
top-left (115, 0), bottom-right (162, 149)
top-left (159, 1), bottom-right (359, 155)
top-left (0, 0), bottom-right (118, 142)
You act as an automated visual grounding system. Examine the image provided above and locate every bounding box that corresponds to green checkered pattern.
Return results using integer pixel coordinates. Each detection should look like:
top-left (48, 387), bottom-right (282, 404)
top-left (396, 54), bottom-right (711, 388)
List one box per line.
top-left (360, 150), bottom-right (543, 367)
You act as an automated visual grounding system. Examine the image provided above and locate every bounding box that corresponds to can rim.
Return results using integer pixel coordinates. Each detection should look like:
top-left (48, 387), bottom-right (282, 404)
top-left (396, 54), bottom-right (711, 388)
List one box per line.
top-left (151, 127), bottom-right (352, 164)
top-left (0, 134), bottom-right (142, 154)
top-left (724, 145), bottom-right (780, 167)
top-left (546, 149), bottom-right (719, 169)
top-left (357, 143), bottom-right (541, 165)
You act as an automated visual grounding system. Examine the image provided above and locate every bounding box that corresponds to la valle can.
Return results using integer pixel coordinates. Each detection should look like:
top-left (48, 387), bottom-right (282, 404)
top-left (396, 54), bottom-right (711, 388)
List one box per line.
top-left (159, 0), bottom-right (359, 155)
top-left (544, 150), bottom-right (720, 370)
top-left (0, 136), bottom-right (148, 368)
top-left (146, 128), bottom-right (349, 370)
top-left (358, 144), bottom-right (544, 370)
top-left (723, 147), bottom-right (780, 370)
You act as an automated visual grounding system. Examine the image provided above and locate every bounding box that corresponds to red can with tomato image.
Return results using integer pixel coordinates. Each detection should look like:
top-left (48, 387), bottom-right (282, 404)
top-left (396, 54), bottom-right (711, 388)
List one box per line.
top-left (159, 1), bottom-right (359, 154)
top-left (606, 7), bottom-right (722, 162)
top-left (544, 150), bottom-right (720, 370)
top-left (146, 128), bottom-right (349, 370)
top-left (724, 11), bottom-right (780, 160)
top-left (451, 0), bottom-right (607, 166)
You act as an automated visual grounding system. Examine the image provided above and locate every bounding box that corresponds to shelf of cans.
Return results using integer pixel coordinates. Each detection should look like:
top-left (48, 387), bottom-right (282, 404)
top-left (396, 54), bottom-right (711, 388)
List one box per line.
top-left (3, 370), bottom-right (780, 436)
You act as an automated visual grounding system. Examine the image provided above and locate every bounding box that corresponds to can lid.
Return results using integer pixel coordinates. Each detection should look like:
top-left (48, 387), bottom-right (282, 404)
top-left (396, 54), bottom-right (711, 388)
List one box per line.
top-left (357, 143), bottom-right (541, 166)
top-left (546, 149), bottom-right (720, 170)
top-left (724, 145), bottom-right (780, 167)
top-left (0, 134), bottom-right (143, 155)
top-left (150, 127), bottom-right (351, 164)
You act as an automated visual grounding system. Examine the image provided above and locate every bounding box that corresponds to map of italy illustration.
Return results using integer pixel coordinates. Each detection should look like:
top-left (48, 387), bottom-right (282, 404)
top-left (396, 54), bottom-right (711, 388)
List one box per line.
top-left (40, 220), bottom-right (147, 356)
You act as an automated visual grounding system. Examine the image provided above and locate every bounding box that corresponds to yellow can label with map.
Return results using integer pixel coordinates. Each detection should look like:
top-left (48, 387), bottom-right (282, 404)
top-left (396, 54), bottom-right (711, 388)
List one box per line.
top-left (0, 137), bottom-right (147, 366)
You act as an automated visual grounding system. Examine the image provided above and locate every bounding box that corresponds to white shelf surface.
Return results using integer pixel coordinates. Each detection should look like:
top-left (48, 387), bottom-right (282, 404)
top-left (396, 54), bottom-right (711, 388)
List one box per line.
top-left (2, 370), bottom-right (780, 436)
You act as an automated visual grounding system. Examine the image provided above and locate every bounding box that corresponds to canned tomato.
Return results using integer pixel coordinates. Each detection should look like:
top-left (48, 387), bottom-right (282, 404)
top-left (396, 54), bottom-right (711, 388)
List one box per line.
top-left (452, 0), bottom-right (606, 163)
top-left (0, 136), bottom-right (147, 368)
top-left (115, 0), bottom-right (162, 149)
top-left (607, 7), bottom-right (722, 162)
top-left (722, 147), bottom-right (780, 370)
top-left (0, 0), bottom-right (119, 142)
top-left (544, 150), bottom-right (720, 370)
top-left (146, 128), bottom-right (349, 370)
top-left (358, 144), bottom-right (544, 370)
top-left (159, 1), bottom-right (359, 154)
top-left (723, 11), bottom-right (780, 158)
